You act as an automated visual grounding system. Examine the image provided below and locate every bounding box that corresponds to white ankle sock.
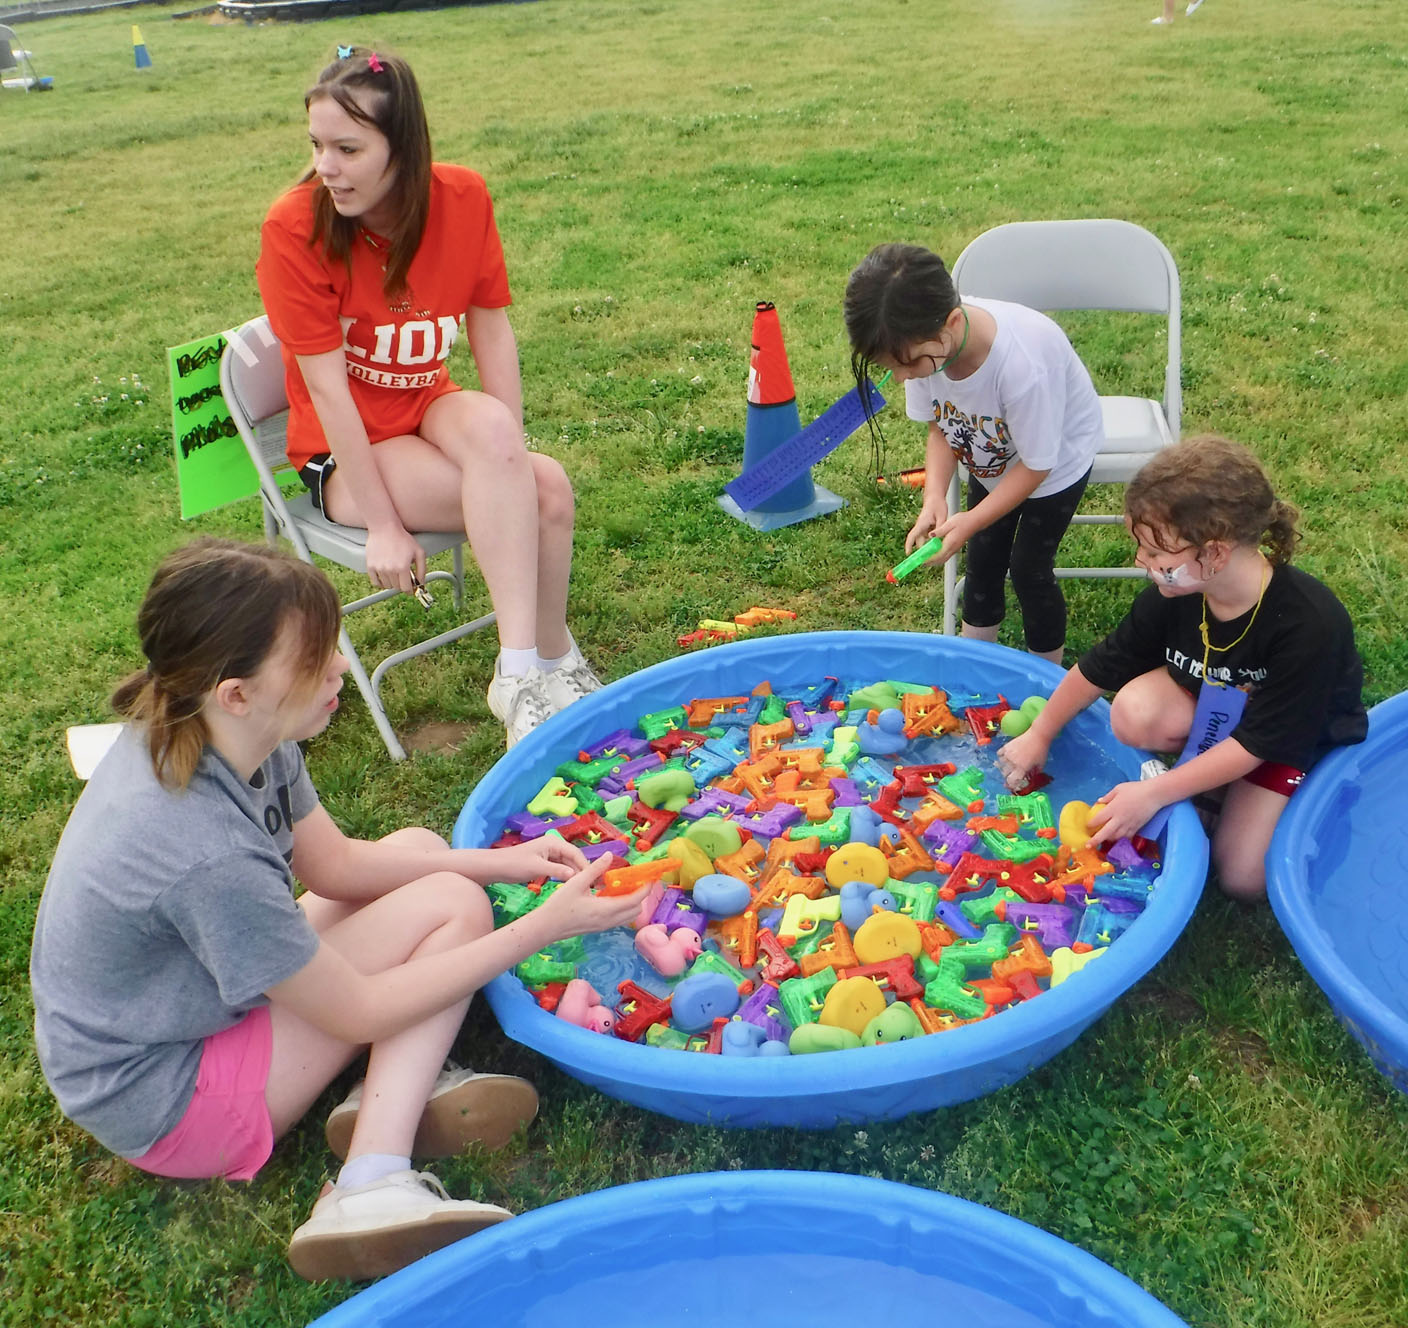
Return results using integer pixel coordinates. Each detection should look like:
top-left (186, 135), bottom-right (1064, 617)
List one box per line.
top-left (497, 647), bottom-right (539, 678)
top-left (337, 1153), bottom-right (411, 1189)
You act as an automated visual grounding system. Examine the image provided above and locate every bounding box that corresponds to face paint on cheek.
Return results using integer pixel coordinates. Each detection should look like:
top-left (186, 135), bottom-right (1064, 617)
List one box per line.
top-left (1151, 561), bottom-right (1204, 589)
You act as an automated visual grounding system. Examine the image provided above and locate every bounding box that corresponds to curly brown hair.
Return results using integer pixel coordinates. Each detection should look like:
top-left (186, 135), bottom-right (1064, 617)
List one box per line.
top-left (1125, 434), bottom-right (1300, 565)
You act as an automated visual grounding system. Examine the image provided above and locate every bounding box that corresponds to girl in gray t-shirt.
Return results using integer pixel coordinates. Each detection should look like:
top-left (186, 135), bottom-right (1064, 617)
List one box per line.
top-left (31, 537), bottom-right (645, 1282)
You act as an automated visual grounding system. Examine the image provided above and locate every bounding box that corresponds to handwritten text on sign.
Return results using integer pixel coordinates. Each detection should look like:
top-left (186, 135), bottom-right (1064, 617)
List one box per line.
top-left (166, 332), bottom-right (259, 518)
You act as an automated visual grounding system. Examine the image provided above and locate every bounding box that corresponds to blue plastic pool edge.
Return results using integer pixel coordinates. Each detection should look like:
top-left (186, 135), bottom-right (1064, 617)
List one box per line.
top-left (1268, 690), bottom-right (1408, 1095)
top-left (454, 632), bottom-right (1210, 1127)
top-left (309, 1171), bottom-right (1190, 1328)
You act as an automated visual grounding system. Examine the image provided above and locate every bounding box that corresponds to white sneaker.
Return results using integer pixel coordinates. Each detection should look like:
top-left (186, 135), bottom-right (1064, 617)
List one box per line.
top-left (1186, 0), bottom-right (1204, 12)
top-left (287, 1169), bottom-right (512, 1281)
top-left (486, 664), bottom-right (555, 746)
top-left (325, 1066), bottom-right (539, 1160)
top-left (540, 642), bottom-right (605, 714)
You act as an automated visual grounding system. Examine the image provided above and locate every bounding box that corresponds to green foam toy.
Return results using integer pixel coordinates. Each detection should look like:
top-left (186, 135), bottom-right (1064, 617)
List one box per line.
top-left (684, 815), bottom-right (744, 859)
top-left (789, 1022), bottom-right (862, 1054)
top-left (638, 767), bottom-right (696, 812)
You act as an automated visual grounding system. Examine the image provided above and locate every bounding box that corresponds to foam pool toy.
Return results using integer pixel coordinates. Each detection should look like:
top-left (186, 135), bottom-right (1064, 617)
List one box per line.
top-left (1268, 690), bottom-right (1408, 1096)
top-left (454, 632), bottom-right (1207, 1127)
top-left (308, 1171), bottom-right (1190, 1328)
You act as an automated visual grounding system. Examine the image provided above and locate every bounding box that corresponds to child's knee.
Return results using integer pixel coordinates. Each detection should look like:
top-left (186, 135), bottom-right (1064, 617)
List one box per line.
top-left (450, 887), bottom-right (494, 938)
top-left (1008, 562), bottom-right (1057, 604)
top-left (532, 455), bottom-right (575, 524)
top-left (441, 394), bottom-right (525, 469)
top-left (415, 872), bottom-right (494, 938)
top-left (1109, 691), bottom-right (1179, 750)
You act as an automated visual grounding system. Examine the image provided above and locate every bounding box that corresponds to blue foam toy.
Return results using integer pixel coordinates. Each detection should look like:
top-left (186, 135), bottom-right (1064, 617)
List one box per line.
top-left (670, 971), bottom-right (741, 1032)
top-left (453, 631), bottom-right (1208, 1128)
top-left (1268, 690), bottom-right (1408, 1096)
top-left (691, 873), bottom-right (753, 918)
top-left (309, 1171), bottom-right (1190, 1328)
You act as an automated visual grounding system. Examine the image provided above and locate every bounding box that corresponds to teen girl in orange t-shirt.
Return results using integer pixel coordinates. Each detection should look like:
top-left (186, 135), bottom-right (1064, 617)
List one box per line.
top-left (258, 47), bottom-right (599, 746)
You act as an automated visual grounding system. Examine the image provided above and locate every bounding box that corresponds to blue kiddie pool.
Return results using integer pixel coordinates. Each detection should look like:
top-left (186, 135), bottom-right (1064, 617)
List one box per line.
top-left (309, 1171), bottom-right (1190, 1327)
top-left (1268, 690), bottom-right (1408, 1096)
top-left (453, 632), bottom-right (1208, 1127)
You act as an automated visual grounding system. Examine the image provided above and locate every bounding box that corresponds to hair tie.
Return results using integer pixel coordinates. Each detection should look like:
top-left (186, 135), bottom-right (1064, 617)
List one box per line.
top-left (367, 52), bottom-right (384, 73)
top-left (336, 44), bottom-right (354, 59)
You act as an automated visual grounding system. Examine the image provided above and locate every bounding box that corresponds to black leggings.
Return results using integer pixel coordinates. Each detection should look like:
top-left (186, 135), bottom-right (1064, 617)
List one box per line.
top-left (960, 468), bottom-right (1091, 653)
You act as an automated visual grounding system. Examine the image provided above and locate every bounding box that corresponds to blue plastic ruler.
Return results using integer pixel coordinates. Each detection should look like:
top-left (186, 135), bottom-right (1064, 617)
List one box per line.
top-left (724, 379), bottom-right (886, 512)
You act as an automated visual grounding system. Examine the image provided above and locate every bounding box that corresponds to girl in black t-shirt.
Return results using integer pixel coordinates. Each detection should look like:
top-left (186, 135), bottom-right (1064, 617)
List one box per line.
top-left (997, 436), bottom-right (1365, 901)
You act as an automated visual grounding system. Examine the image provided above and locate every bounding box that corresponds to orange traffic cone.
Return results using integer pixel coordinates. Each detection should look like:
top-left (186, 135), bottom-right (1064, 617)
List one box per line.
top-left (718, 302), bottom-right (847, 531)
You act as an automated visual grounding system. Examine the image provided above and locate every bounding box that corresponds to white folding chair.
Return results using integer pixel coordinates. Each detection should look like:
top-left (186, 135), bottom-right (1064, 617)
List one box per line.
top-left (940, 219), bottom-right (1182, 635)
top-left (219, 316), bottom-right (495, 760)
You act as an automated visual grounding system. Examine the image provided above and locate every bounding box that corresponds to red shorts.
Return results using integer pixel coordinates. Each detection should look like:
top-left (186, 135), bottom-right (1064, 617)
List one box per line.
top-left (128, 1007), bottom-right (274, 1183)
top-left (1245, 761), bottom-right (1305, 797)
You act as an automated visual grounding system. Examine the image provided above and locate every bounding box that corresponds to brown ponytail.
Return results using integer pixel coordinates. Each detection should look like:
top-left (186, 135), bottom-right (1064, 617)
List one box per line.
top-left (113, 539), bottom-right (340, 789)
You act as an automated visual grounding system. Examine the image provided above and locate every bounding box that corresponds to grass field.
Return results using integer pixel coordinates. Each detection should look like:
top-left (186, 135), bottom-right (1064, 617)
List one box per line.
top-left (3, 0), bottom-right (1408, 1323)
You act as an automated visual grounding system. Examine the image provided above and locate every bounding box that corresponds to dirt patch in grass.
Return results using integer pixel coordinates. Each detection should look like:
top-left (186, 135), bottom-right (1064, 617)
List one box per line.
top-left (1129, 982), bottom-right (1205, 1028)
top-left (403, 720), bottom-right (472, 754)
top-left (1214, 1026), bottom-right (1275, 1079)
top-left (83, 1156), bottom-right (135, 1188)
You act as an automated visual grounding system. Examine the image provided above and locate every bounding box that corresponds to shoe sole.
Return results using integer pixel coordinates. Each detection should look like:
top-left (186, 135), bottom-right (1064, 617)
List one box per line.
top-left (288, 1204), bottom-right (511, 1281)
top-left (326, 1075), bottom-right (540, 1161)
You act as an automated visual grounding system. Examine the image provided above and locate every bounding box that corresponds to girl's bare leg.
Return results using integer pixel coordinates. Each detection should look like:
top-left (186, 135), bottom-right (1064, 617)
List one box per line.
top-left (322, 393), bottom-right (542, 651)
top-left (265, 830), bottom-right (490, 1155)
top-left (1210, 779), bottom-right (1288, 901)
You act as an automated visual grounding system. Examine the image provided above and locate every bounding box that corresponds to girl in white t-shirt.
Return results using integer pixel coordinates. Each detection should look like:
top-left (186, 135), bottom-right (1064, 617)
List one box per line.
top-left (845, 242), bottom-right (1104, 663)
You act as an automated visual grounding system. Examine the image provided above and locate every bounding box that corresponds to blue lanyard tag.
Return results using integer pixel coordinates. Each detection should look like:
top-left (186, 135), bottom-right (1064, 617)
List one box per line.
top-left (1139, 682), bottom-right (1247, 839)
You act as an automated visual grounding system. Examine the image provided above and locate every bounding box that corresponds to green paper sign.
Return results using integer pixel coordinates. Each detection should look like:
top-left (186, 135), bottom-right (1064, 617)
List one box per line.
top-left (168, 331), bottom-right (259, 519)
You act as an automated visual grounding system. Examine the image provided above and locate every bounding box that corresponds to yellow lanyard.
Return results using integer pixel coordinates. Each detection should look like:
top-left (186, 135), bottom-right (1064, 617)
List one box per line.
top-left (1199, 561), bottom-right (1269, 688)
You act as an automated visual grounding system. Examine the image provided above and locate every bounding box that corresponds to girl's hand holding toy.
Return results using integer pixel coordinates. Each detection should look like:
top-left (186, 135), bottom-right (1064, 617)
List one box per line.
top-left (1086, 781), bottom-right (1168, 847)
top-left (996, 727), bottom-right (1051, 792)
top-left (537, 856), bottom-right (649, 937)
top-left (904, 496), bottom-right (949, 555)
top-left (479, 837), bottom-right (589, 883)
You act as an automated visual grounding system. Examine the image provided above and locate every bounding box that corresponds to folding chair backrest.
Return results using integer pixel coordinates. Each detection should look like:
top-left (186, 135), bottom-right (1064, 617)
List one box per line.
top-left (952, 218), bottom-right (1176, 314)
top-left (952, 218), bottom-right (1181, 443)
top-left (0, 27), bottom-right (18, 72)
top-left (220, 316), bottom-right (290, 483)
top-left (939, 220), bottom-right (1184, 636)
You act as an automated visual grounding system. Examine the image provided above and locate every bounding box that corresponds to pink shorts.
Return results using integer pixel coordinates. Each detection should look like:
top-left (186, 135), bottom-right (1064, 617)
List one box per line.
top-left (128, 1007), bottom-right (275, 1182)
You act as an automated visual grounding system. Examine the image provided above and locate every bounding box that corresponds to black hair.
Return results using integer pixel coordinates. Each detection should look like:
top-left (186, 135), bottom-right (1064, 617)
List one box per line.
top-left (843, 243), bottom-right (961, 474)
